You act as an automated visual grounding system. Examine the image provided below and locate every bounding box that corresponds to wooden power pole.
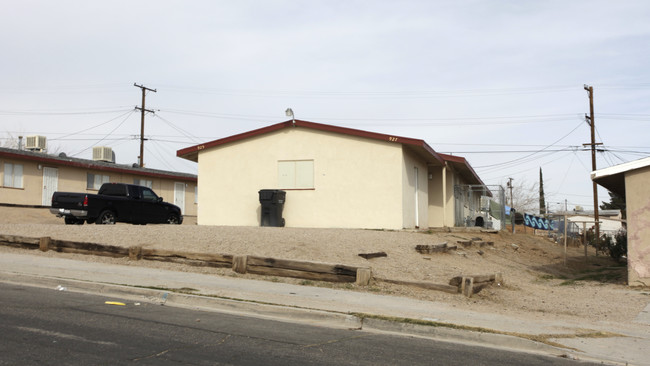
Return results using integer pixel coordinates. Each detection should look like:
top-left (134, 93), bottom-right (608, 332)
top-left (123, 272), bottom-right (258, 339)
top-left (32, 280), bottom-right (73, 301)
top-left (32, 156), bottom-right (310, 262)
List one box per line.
top-left (583, 84), bottom-right (601, 249)
top-left (507, 177), bottom-right (515, 234)
top-left (134, 83), bottom-right (157, 167)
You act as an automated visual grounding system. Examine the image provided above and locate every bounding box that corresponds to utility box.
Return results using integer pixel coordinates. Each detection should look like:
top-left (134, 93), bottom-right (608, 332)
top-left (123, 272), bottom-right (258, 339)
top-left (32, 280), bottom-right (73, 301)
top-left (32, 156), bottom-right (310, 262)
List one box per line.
top-left (258, 189), bottom-right (286, 227)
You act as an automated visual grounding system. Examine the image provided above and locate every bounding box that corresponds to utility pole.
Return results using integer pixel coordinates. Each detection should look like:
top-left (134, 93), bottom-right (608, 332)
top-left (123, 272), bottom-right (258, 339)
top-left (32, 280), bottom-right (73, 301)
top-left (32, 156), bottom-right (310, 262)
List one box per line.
top-left (507, 177), bottom-right (515, 234)
top-left (507, 177), bottom-right (514, 206)
top-left (134, 83), bottom-right (157, 167)
top-left (583, 84), bottom-right (601, 249)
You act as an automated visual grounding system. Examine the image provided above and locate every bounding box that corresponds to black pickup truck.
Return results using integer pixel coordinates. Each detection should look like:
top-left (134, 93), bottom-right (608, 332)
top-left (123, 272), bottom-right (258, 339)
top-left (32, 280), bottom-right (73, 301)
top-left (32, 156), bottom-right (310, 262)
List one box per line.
top-left (50, 183), bottom-right (183, 225)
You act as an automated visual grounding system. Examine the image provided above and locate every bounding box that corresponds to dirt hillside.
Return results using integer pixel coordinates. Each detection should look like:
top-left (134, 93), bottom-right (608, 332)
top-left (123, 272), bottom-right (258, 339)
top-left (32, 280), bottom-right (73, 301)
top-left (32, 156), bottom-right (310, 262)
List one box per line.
top-left (0, 206), bottom-right (647, 325)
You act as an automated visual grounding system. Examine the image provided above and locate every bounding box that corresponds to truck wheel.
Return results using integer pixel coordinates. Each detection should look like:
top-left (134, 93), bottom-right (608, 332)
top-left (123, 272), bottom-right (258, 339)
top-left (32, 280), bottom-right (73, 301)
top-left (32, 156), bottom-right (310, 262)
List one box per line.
top-left (96, 210), bottom-right (116, 225)
top-left (167, 214), bottom-right (181, 224)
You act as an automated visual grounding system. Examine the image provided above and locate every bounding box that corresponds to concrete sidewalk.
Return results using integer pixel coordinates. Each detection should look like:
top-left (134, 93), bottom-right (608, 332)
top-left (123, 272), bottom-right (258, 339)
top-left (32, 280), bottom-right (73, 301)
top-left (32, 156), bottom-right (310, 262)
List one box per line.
top-left (1, 252), bottom-right (648, 365)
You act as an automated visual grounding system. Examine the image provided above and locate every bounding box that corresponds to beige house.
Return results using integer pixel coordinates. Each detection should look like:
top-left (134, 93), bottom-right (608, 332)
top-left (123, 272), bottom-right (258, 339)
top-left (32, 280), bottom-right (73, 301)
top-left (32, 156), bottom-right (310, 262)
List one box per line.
top-left (0, 146), bottom-right (197, 217)
top-left (592, 156), bottom-right (650, 286)
top-left (177, 120), bottom-right (487, 230)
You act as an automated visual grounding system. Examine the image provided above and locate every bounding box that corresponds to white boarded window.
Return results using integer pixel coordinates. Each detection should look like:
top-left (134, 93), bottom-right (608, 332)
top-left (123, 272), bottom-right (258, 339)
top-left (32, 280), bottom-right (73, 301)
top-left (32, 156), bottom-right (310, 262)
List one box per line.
top-left (87, 173), bottom-right (110, 190)
top-left (3, 163), bottom-right (23, 188)
top-left (278, 160), bottom-right (314, 189)
top-left (134, 178), bottom-right (153, 188)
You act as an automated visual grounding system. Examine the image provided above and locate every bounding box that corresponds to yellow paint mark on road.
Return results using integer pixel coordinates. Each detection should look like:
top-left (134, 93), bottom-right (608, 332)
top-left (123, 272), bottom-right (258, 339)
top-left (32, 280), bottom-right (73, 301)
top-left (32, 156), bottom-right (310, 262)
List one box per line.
top-left (105, 301), bottom-right (126, 306)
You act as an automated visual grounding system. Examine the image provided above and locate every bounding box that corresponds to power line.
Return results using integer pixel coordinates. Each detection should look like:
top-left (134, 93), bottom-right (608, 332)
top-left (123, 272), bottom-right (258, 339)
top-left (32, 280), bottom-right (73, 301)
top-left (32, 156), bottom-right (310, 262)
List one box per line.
top-left (0, 83), bottom-right (128, 94)
top-left (157, 84), bottom-right (582, 98)
top-left (441, 148), bottom-right (577, 154)
top-left (49, 110), bottom-right (135, 142)
top-left (145, 143), bottom-right (177, 172)
top-left (0, 107), bottom-right (132, 116)
top-left (480, 151), bottom-right (575, 181)
top-left (70, 110), bottom-right (135, 157)
top-left (162, 108), bottom-right (584, 126)
top-left (154, 114), bottom-right (202, 143)
top-left (473, 121), bottom-right (584, 170)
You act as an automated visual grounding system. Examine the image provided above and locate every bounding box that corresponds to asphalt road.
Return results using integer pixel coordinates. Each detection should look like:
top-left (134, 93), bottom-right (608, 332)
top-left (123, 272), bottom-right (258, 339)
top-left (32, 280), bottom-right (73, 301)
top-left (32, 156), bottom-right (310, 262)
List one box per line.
top-left (0, 283), bottom-right (597, 365)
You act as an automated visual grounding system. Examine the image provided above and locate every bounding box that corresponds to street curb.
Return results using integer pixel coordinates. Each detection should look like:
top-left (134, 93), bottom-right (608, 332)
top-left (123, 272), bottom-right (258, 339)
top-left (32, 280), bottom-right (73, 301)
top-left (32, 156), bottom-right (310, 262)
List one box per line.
top-left (0, 271), bottom-right (572, 358)
top-left (360, 317), bottom-right (562, 355)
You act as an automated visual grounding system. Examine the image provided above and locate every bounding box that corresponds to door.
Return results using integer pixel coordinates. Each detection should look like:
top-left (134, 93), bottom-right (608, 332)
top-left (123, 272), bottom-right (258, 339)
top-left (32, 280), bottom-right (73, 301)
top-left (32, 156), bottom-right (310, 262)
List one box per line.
top-left (174, 182), bottom-right (185, 214)
top-left (414, 167), bottom-right (419, 228)
top-left (136, 186), bottom-right (167, 223)
top-left (42, 167), bottom-right (58, 206)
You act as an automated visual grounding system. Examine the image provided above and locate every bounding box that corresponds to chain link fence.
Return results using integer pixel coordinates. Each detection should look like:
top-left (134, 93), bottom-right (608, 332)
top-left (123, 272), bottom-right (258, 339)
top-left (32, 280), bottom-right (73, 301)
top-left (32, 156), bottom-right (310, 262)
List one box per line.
top-left (454, 184), bottom-right (505, 230)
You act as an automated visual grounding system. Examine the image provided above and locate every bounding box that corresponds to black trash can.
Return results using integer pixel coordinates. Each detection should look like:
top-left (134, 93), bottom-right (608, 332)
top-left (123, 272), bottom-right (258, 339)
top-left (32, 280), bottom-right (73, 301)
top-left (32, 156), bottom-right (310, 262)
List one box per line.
top-left (258, 189), bottom-right (286, 227)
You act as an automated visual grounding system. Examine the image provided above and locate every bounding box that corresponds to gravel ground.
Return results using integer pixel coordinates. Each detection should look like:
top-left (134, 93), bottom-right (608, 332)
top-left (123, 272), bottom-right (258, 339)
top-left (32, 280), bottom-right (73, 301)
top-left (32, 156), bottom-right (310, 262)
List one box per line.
top-left (1, 206), bottom-right (648, 325)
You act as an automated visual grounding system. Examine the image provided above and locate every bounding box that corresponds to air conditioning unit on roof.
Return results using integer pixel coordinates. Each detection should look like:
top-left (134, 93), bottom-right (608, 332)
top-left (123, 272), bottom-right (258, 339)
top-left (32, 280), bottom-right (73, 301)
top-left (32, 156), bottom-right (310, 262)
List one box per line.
top-left (93, 146), bottom-right (114, 162)
top-left (25, 135), bottom-right (47, 152)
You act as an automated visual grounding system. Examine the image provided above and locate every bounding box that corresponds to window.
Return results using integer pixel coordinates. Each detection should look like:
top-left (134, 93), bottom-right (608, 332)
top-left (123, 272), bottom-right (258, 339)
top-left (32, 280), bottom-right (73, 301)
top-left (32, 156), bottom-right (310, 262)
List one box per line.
top-left (87, 173), bottom-right (109, 190)
top-left (134, 178), bottom-right (153, 188)
top-left (141, 187), bottom-right (159, 201)
top-left (3, 163), bottom-right (23, 188)
top-left (278, 160), bottom-right (314, 189)
top-left (100, 184), bottom-right (126, 197)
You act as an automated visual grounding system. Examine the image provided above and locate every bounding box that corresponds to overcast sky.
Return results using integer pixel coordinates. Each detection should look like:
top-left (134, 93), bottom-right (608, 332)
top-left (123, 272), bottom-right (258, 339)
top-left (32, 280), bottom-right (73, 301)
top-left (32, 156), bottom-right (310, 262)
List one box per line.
top-left (2, 0), bottom-right (649, 212)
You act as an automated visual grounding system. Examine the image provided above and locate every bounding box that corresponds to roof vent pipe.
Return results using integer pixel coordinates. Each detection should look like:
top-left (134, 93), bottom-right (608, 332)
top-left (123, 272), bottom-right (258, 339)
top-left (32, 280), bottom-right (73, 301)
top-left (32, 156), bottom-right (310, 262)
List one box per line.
top-left (18, 136), bottom-right (23, 150)
top-left (285, 108), bottom-right (295, 126)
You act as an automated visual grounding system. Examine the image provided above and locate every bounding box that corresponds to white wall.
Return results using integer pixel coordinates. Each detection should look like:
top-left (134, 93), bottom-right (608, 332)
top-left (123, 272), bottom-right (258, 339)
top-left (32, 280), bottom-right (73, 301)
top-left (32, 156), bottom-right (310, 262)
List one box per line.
top-left (197, 127), bottom-right (405, 229)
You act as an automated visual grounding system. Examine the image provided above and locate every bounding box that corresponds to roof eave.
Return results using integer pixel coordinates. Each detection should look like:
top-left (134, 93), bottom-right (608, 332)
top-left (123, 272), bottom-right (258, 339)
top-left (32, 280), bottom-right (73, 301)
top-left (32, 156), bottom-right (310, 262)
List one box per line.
top-left (0, 148), bottom-right (196, 182)
top-left (438, 153), bottom-right (486, 187)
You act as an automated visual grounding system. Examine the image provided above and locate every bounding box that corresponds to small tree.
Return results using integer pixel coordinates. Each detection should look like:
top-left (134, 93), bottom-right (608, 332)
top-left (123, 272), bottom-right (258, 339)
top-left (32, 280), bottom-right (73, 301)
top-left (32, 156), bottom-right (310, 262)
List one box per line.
top-left (501, 178), bottom-right (539, 213)
top-left (1, 132), bottom-right (22, 149)
top-left (600, 231), bottom-right (627, 261)
top-left (588, 229), bottom-right (627, 261)
top-left (600, 191), bottom-right (626, 220)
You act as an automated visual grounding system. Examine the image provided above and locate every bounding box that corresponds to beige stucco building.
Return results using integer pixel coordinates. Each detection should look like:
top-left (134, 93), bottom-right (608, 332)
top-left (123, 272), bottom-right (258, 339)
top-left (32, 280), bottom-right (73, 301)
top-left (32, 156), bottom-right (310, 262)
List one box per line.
top-left (592, 157), bottom-right (650, 286)
top-left (178, 120), bottom-right (487, 230)
top-left (0, 147), bottom-right (197, 217)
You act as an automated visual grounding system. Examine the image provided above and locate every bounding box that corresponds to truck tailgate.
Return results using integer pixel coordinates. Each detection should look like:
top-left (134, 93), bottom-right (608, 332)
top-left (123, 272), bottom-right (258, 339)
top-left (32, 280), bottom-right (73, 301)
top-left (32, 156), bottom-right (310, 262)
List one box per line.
top-left (51, 192), bottom-right (86, 208)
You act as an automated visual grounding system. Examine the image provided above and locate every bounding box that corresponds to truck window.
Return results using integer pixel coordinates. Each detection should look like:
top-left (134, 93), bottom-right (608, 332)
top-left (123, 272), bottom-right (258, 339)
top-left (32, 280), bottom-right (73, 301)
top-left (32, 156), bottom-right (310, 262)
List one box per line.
top-left (141, 187), bottom-right (159, 201)
top-left (99, 184), bottom-right (126, 196)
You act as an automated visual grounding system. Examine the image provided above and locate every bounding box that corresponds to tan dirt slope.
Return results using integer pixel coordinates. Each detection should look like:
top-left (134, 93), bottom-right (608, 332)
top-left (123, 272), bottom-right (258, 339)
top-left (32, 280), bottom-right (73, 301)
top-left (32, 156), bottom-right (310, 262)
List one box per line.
top-left (0, 206), bottom-right (648, 325)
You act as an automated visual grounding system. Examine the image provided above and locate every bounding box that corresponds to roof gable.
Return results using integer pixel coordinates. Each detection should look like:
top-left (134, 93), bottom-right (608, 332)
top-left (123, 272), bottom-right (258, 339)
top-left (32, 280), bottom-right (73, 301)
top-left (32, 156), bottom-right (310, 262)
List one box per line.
top-left (177, 119), bottom-right (445, 165)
